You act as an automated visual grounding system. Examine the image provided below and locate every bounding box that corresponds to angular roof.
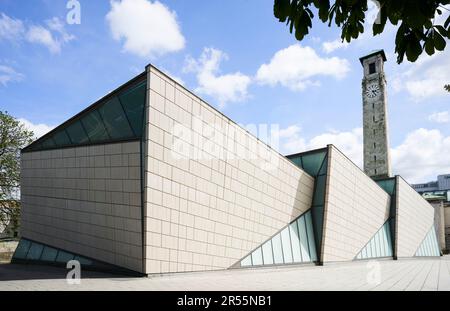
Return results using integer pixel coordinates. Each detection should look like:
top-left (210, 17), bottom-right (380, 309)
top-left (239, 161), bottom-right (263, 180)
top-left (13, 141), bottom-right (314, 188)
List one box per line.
top-left (22, 71), bottom-right (147, 153)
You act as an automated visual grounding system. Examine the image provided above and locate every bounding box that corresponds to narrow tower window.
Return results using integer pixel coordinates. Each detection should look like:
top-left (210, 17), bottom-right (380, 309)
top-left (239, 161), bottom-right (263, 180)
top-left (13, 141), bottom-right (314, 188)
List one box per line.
top-left (373, 142), bottom-right (376, 149)
top-left (369, 62), bottom-right (376, 74)
top-left (374, 155), bottom-right (377, 162)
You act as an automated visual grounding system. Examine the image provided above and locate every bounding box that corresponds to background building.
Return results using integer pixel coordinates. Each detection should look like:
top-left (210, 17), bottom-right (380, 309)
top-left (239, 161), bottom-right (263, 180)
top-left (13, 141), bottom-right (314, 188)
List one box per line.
top-left (412, 174), bottom-right (450, 194)
top-left (13, 63), bottom-right (441, 275)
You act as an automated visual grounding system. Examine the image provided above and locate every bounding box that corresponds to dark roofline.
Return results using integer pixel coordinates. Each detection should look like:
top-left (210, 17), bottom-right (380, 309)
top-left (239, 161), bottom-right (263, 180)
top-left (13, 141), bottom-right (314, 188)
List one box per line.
top-left (22, 71), bottom-right (147, 152)
top-left (359, 49), bottom-right (387, 65)
top-left (285, 146), bottom-right (328, 159)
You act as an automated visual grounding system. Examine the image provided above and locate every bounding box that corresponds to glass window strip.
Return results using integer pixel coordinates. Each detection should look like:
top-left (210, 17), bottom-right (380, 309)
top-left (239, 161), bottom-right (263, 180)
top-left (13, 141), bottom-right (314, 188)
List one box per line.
top-left (117, 97), bottom-right (137, 137)
top-left (240, 210), bottom-right (319, 268)
top-left (24, 79), bottom-right (147, 152)
top-left (96, 108), bottom-right (112, 140)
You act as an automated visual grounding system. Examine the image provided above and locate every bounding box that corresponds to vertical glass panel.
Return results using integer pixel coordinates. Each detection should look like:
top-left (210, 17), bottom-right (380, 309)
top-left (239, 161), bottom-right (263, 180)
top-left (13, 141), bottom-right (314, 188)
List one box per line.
top-left (386, 224), bottom-right (393, 256)
top-left (240, 255), bottom-right (252, 267)
top-left (251, 247), bottom-right (263, 266)
top-left (52, 130), bottom-right (71, 146)
top-left (385, 224), bottom-right (392, 256)
top-left (13, 239), bottom-right (31, 259)
top-left (289, 222), bottom-right (302, 263)
top-left (41, 246), bottom-right (58, 262)
top-left (297, 215), bottom-right (310, 262)
top-left (80, 110), bottom-right (109, 142)
top-left (66, 121), bottom-right (89, 144)
top-left (99, 97), bottom-right (134, 139)
top-left (374, 232), bottom-right (380, 257)
top-left (261, 240), bottom-right (274, 265)
top-left (369, 238), bottom-right (375, 258)
top-left (362, 246), bottom-right (367, 259)
top-left (380, 228), bottom-right (387, 256)
top-left (119, 82), bottom-right (146, 136)
top-left (272, 233), bottom-right (284, 264)
top-left (318, 155), bottom-right (328, 175)
top-left (26, 242), bottom-right (44, 260)
top-left (311, 204), bottom-right (324, 253)
top-left (301, 152), bottom-right (326, 176)
top-left (305, 211), bottom-right (317, 261)
top-left (280, 227), bottom-right (293, 264)
top-left (55, 250), bottom-right (75, 263)
top-left (313, 175), bottom-right (326, 206)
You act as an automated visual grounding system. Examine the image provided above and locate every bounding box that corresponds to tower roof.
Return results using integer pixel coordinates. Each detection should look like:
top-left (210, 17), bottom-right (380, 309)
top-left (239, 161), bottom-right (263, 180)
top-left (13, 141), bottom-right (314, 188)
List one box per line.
top-left (359, 49), bottom-right (387, 65)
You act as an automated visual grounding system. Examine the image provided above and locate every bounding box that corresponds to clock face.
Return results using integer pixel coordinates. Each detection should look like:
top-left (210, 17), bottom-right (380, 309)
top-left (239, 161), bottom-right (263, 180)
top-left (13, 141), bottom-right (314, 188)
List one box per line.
top-left (365, 84), bottom-right (381, 99)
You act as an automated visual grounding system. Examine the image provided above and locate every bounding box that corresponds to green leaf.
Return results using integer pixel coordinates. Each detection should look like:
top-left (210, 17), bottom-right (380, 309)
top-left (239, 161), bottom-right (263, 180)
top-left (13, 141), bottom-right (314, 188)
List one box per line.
top-left (274, 0), bottom-right (291, 20)
top-left (444, 15), bottom-right (450, 29)
top-left (435, 25), bottom-right (449, 38)
top-left (434, 31), bottom-right (446, 51)
top-left (424, 37), bottom-right (435, 55)
top-left (405, 37), bottom-right (423, 62)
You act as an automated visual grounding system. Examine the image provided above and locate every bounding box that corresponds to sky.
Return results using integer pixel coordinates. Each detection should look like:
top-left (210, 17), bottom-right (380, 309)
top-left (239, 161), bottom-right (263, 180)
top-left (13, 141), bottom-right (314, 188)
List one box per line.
top-left (0, 0), bottom-right (449, 184)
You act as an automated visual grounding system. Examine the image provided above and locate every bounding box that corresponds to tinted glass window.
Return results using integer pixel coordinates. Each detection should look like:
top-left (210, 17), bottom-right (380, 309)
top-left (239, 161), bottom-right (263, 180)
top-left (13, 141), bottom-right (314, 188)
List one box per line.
top-left (81, 110), bottom-right (109, 142)
top-left (66, 121), bottom-right (89, 144)
top-left (23, 78), bottom-right (147, 152)
top-left (26, 242), bottom-right (44, 260)
top-left (301, 152), bottom-right (326, 176)
top-left (261, 240), bottom-right (274, 265)
top-left (41, 138), bottom-right (56, 149)
top-left (99, 97), bottom-right (134, 139)
top-left (120, 82), bottom-right (146, 136)
top-left (52, 130), bottom-right (71, 146)
top-left (41, 246), bottom-right (58, 262)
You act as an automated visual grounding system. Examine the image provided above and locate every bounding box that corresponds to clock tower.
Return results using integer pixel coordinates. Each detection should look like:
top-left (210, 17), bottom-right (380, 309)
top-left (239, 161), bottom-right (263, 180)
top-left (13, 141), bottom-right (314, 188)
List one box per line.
top-left (360, 50), bottom-right (391, 179)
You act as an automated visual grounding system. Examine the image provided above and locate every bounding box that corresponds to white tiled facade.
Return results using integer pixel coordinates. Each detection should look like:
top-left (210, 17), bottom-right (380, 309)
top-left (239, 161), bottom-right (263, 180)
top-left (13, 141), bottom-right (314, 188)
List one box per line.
top-left (20, 142), bottom-right (143, 272)
top-left (143, 66), bottom-right (315, 274)
top-left (396, 177), bottom-right (435, 257)
top-left (19, 65), bottom-right (442, 276)
top-left (321, 145), bottom-right (391, 262)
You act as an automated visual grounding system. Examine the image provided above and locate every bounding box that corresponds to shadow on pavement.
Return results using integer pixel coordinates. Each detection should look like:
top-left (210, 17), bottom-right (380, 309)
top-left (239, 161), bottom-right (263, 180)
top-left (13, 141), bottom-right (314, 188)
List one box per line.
top-left (0, 263), bottom-right (136, 281)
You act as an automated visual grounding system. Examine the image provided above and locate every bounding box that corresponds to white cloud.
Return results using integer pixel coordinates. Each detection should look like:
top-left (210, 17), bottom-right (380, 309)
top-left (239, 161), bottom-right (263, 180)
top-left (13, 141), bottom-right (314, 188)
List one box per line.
top-left (18, 118), bottom-right (54, 139)
top-left (428, 111), bottom-right (450, 124)
top-left (391, 128), bottom-right (450, 183)
top-left (391, 47), bottom-right (450, 100)
top-left (272, 125), bottom-right (306, 153)
top-left (184, 47), bottom-right (251, 108)
top-left (308, 128), bottom-right (364, 167)
top-left (26, 25), bottom-right (61, 54)
top-left (26, 18), bottom-right (74, 54)
top-left (322, 39), bottom-right (348, 54)
top-left (276, 125), bottom-right (450, 184)
top-left (0, 65), bottom-right (24, 86)
top-left (256, 44), bottom-right (350, 91)
top-left (275, 125), bottom-right (363, 166)
top-left (0, 13), bottom-right (25, 40)
top-left (45, 17), bottom-right (75, 43)
top-left (0, 13), bottom-right (73, 53)
top-left (106, 0), bottom-right (185, 58)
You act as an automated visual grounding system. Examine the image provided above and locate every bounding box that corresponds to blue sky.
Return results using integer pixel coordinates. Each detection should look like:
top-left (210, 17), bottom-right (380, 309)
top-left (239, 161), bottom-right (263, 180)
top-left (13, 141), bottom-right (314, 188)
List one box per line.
top-left (0, 0), bottom-right (449, 183)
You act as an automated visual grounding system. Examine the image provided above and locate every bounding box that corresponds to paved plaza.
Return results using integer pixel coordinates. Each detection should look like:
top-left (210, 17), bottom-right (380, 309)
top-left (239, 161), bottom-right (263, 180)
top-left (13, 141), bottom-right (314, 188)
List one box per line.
top-left (0, 256), bottom-right (449, 291)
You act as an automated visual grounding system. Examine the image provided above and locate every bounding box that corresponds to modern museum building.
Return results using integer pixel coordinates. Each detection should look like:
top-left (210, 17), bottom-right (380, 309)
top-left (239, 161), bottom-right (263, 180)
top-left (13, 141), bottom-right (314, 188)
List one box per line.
top-left (13, 56), bottom-right (442, 275)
